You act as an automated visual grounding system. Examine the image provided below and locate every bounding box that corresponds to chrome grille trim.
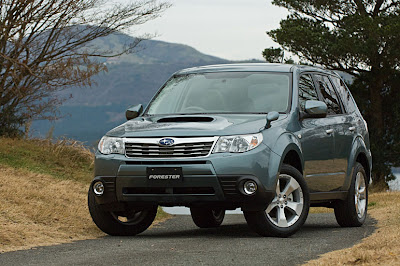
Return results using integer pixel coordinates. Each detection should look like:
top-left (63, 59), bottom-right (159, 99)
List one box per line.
top-left (123, 137), bottom-right (218, 159)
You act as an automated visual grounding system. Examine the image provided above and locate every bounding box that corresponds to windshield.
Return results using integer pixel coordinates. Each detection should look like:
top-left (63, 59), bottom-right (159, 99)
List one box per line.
top-left (146, 72), bottom-right (291, 115)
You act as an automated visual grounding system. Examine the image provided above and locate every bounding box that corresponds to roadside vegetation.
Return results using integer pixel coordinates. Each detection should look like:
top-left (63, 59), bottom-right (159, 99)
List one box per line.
top-left (0, 137), bottom-right (169, 253)
top-left (0, 137), bottom-right (94, 183)
top-left (306, 191), bottom-right (400, 265)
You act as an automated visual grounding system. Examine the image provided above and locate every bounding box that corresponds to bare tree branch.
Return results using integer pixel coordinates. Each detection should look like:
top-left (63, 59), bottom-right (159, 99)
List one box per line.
top-left (0, 0), bottom-right (170, 136)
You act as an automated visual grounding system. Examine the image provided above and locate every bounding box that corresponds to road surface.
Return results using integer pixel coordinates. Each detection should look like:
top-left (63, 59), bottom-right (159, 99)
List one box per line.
top-left (0, 213), bottom-right (375, 266)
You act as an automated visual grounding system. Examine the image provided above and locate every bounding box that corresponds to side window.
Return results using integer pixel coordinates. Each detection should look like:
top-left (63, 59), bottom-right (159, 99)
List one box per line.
top-left (314, 74), bottom-right (342, 115)
top-left (330, 76), bottom-right (357, 113)
top-left (298, 74), bottom-right (319, 111)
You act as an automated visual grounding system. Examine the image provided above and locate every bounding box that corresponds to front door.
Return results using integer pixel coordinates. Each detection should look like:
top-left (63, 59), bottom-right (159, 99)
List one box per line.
top-left (296, 73), bottom-right (337, 192)
top-left (309, 74), bottom-right (348, 191)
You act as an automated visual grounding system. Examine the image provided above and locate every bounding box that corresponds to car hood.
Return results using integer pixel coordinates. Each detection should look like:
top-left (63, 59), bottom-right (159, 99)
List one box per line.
top-left (106, 114), bottom-right (279, 138)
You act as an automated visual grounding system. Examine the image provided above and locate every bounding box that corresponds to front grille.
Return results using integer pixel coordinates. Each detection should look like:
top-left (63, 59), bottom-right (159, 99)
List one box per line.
top-left (125, 140), bottom-right (214, 158)
top-left (125, 161), bottom-right (208, 165)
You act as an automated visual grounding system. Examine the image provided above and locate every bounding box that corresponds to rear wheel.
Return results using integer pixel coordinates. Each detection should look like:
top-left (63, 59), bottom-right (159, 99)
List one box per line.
top-left (334, 162), bottom-right (368, 227)
top-left (88, 188), bottom-right (157, 236)
top-left (190, 207), bottom-right (225, 228)
top-left (244, 164), bottom-right (310, 237)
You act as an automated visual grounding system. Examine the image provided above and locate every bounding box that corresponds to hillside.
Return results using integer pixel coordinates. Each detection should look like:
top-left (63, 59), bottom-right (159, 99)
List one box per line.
top-left (32, 32), bottom-right (232, 144)
top-left (57, 34), bottom-right (230, 107)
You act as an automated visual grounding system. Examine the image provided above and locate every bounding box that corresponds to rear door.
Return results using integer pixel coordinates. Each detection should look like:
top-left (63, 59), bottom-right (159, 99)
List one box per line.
top-left (329, 75), bottom-right (360, 180)
top-left (313, 74), bottom-right (347, 191)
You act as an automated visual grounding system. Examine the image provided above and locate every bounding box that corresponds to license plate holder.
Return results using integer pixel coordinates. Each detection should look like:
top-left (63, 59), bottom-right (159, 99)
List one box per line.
top-left (146, 167), bottom-right (183, 183)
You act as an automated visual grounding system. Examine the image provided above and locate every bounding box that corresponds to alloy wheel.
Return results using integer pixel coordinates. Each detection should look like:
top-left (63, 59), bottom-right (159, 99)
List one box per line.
top-left (266, 174), bottom-right (304, 227)
top-left (355, 171), bottom-right (367, 219)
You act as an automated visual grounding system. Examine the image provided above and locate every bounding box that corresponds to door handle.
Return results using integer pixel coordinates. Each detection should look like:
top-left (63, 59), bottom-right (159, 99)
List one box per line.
top-left (326, 129), bottom-right (334, 134)
top-left (349, 126), bottom-right (356, 132)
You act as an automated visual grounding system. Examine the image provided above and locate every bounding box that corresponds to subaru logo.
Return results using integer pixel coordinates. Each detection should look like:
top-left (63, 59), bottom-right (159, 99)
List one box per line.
top-left (159, 138), bottom-right (174, 146)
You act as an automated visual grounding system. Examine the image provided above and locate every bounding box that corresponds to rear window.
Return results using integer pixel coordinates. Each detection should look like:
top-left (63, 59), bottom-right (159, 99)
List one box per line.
top-left (330, 76), bottom-right (357, 114)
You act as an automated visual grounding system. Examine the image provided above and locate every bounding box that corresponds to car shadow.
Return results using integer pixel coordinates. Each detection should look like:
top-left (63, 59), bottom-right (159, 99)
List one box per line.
top-left (103, 214), bottom-right (376, 240)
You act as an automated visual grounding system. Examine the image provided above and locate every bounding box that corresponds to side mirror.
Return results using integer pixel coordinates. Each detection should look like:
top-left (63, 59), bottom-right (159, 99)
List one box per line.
top-left (265, 111), bottom-right (279, 129)
top-left (302, 100), bottom-right (327, 119)
top-left (126, 104), bottom-right (143, 120)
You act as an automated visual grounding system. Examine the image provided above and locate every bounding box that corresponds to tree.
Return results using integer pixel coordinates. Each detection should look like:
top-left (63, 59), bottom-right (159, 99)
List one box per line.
top-left (0, 0), bottom-right (170, 137)
top-left (262, 47), bottom-right (296, 64)
top-left (266, 0), bottom-right (400, 186)
top-left (262, 47), bottom-right (284, 63)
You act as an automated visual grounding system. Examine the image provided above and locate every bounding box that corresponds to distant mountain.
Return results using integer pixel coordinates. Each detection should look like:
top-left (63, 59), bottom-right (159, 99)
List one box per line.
top-left (32, 31), bottom-right (237, 144)
top-left (58, 32), bottom-right (230, 107)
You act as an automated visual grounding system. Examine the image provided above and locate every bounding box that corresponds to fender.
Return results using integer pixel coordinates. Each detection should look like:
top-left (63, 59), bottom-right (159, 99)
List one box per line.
top-left (264, 131), bottom-right (304, 189)
top-left (342, 136), bottom-right (372, 190)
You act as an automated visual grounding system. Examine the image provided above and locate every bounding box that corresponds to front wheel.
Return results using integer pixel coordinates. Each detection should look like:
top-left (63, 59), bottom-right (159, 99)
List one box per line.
top-left (244, 164), bottom-right (310, 237)
top-left (88, 188), bottom-right (157, 236)
top-left (334, 162), bottom-right (368, 227)
top-left (190, 207), bottom-right (225, 228)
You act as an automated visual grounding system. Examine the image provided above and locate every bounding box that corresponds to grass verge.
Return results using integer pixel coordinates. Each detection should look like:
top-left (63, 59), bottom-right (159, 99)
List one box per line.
top-left (305, 191), bottom-right (400, 265)
top-left (0, 165), bottom-right (103, 253)
top-left (0, 137), bottom-right (94, 183)
top-left (0, 137), bottom-right (170, 253)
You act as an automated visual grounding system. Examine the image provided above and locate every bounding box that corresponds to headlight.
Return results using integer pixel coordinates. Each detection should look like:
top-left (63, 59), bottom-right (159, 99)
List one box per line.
top-left (98, 136), bottom-right (125, 155)
top-left (213, 133), bottom-right (263, 153)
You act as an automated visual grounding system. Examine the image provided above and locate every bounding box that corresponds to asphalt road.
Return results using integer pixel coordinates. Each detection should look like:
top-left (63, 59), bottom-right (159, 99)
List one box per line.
top-left (0, 213), bottom-right (375, 266)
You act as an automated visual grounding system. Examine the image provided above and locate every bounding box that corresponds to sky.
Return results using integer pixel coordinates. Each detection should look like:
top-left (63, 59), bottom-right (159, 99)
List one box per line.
top-left (129, 0), bottom-right (288, 61)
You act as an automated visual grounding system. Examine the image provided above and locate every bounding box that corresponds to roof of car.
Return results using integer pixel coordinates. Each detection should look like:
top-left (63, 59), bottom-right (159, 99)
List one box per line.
top-left (175, 63), bottom-right (337, 76)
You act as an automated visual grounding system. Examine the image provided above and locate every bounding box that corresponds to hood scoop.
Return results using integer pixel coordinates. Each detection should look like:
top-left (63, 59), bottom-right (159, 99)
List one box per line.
top-left (157, 116), bottom-right (214, 123)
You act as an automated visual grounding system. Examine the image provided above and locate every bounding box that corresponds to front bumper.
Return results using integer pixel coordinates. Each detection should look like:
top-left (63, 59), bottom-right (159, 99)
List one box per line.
top-left (92, 144), bottom-right (276, 211)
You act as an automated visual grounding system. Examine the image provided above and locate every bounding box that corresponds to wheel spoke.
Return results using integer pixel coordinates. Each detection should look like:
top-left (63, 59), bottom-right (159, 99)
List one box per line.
top-left (275, 179), bottom-right (281, 196)
top-left (282, 177), bottom-right (300, 197)
top-left (266, 200), bottom-right (278, 213)
top-left (355, 199), bottom-right (360, 214)
top-left (277, 207), bottom-right (288, 227)
top-left (286, 201), bottom-right (303, 216)
top-left (355, 173), bottom-right (361, 188)
top-left (359, 199), bottom-right (366, 214)
top-left (359, 192), bottom-right (366, 200)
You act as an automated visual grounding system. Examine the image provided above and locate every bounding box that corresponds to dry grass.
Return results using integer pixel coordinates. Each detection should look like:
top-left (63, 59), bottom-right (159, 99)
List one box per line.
top-left (309, 207), bottom-right (334, 214)
top-left (305, 191), bottom-right (400, 265)
top-left (0, 137), bottom-right (170, 253)
top-left (0, 165), bottom-right (104, 253)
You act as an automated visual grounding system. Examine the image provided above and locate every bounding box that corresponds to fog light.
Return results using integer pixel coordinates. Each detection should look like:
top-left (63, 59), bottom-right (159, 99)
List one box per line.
top-left (243, 180), bottom-right (257, 195)
top-left (93, 181), bottom-right (104, 196)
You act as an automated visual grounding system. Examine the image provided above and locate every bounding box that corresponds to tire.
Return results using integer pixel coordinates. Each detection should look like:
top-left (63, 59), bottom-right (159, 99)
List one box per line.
top-left (190, 207), bottom-right (225, 228)
top-left (88, 188), bottom-right (157, 236)
top-left (334, 162), bottom-right (368, 227)
top-left (244, 164), bottom-right (310, 237)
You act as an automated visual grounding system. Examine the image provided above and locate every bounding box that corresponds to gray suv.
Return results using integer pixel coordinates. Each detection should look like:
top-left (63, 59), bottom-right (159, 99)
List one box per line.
top-left (88, 63), bottom-right (372, 237)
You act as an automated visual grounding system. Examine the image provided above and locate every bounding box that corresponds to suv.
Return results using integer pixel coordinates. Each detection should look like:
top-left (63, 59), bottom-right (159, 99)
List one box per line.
top-left (88, 63), bottom-right (371, 237)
